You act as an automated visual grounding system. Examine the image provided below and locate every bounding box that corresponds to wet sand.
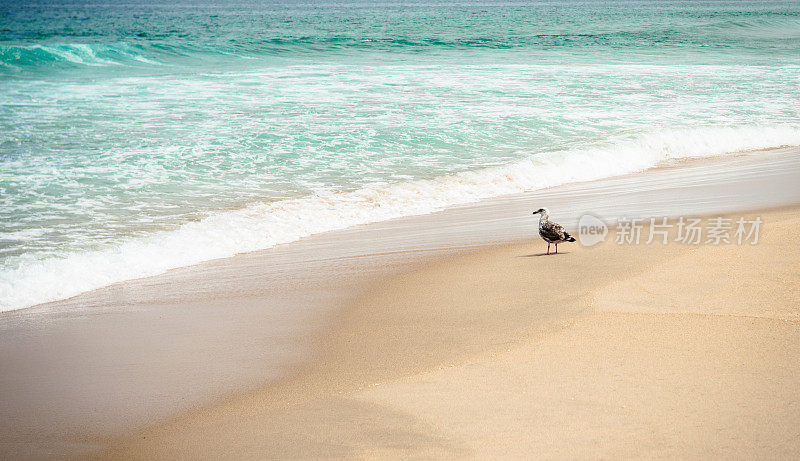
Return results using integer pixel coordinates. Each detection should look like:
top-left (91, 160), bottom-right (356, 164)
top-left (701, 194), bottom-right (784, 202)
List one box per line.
top-left (1, 148), bottom-right (799, 458)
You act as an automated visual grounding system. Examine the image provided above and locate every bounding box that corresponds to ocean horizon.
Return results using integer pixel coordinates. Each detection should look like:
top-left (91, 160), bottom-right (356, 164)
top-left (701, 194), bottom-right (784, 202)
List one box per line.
top-left (2, 0), bottom-right (800, 311)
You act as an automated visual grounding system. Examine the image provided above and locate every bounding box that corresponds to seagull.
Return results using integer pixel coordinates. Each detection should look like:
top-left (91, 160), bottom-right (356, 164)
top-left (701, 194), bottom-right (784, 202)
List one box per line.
top-left (532, 207), bottom-right (575, 255)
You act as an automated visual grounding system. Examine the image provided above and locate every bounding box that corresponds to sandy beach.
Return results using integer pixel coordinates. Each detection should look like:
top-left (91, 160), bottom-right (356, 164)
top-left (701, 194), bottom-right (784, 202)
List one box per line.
top-left (2, 148), bottom-right (799, 459)
top-left (101, 205), bottom-right (800, 459)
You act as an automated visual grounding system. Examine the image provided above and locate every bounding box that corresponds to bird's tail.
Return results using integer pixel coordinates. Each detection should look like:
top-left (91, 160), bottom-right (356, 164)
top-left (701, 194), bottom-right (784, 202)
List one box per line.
top-left (564, 233), bottom-right (576, 242)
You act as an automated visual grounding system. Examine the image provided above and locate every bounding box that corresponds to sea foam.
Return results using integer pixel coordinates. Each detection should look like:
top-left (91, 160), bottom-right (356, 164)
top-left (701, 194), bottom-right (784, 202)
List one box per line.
top-left (1, 124), bottom-right (799, 311)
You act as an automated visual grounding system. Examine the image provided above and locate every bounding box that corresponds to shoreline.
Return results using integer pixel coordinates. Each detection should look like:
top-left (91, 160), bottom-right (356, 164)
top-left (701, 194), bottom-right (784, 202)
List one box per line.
top-left (3, 142), bottom-right (800, 314)
top-left (1, 147), bottom-right (799, 458)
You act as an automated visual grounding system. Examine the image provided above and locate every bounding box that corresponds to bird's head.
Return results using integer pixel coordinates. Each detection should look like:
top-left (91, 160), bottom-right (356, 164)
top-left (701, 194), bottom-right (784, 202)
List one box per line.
top-left (532, 207), bottom-right (550, 216)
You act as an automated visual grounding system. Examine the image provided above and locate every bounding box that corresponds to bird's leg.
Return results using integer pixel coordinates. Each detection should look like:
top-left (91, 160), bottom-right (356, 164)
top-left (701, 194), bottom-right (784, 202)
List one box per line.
top-left (547, 243), bottom-right (550, 255)
top-left (555, 243), bottom-right (558, 254)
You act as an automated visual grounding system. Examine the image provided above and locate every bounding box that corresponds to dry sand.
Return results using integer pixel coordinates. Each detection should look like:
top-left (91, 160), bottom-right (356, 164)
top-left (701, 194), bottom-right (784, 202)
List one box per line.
top-left (103, 206), bottom-right (800, 459)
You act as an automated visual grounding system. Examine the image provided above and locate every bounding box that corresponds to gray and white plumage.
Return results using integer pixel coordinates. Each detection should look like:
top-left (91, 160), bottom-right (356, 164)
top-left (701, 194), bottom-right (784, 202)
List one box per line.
top-left (532, 207), bottom-right (575, 254)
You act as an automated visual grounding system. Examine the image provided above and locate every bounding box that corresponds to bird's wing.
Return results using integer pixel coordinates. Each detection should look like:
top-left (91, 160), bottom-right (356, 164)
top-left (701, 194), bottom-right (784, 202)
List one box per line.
top-left (540, 221), bottom-right (567, 241)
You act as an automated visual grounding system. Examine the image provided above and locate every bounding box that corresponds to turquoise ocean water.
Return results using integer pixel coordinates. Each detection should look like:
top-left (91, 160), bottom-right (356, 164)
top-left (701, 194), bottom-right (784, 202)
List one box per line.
top-left (1, 0), bottom-right (800, 310)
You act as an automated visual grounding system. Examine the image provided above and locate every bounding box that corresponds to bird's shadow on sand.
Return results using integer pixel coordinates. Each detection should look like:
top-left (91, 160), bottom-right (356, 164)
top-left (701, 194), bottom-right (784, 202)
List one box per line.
top-left (519, 252), bottom-right (571, 257)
